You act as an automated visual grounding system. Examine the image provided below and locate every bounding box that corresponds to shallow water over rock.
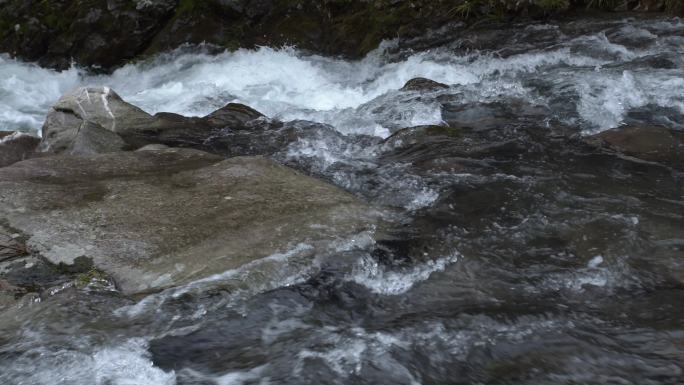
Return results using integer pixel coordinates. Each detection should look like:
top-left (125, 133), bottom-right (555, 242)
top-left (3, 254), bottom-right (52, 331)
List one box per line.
top-left (1, 15), bottom-right (683, 385)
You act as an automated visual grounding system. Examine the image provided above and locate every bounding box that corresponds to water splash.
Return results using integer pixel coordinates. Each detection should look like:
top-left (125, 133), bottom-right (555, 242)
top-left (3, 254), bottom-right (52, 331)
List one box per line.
top-left (349, 253), bottom-right (460, 295)
top-left (2, 19), bottom-right (683, 136)
top-left (0, 338), bottom-right (175, 385)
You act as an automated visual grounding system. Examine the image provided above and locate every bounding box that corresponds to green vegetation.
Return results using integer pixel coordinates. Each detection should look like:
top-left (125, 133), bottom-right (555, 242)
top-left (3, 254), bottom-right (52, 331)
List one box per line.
top-left (74, 269), bottom-right (111, 289)
top-left (665, 0), bottom-right (684, 13)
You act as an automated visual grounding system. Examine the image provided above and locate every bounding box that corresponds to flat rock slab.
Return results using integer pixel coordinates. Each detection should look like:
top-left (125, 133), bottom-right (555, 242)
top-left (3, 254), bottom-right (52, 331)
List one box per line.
top-left (0, 148), bottom-right (380, 294)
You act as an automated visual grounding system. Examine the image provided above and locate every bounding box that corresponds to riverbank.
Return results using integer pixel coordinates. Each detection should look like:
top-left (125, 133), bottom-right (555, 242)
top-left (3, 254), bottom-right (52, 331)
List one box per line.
top-left (0, 0), bottom-right (680, 72)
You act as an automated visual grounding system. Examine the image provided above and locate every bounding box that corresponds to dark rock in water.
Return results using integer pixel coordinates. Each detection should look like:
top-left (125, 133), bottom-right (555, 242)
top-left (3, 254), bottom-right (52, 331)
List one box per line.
top-left (0, 284), bottom-right (133, 339)
top-left (0, 0), bottom-right (177, 71)
top-left (440, 99), bottom-right (552, 131)
top-left (40, 86), bottom-right (339, 160)
top-left (130, 112), bottom-right (214, 149)
top-left (39, 87), bottom-right (267, 153)
top-left (383, 125), bottom-right (462, 147)
top-left (585, 125), bottom-right (684, 169)
top-left (400, 78), bottom-right (449, 92)
top-left (0, 149), bottom-right (383, 294)
top-left (380, 123), bottom-right (546, 168)
top-left (203, 103), bottom-right (265, 130)
top-left (0, 132), bottom-right (40, 168)
top-left (205, 119), bottom-right (343, 159)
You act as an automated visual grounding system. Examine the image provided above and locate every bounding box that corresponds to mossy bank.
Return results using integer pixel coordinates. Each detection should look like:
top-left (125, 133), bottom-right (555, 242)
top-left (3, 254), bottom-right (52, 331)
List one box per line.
top-left (0, 0), bottom-right (681, 71)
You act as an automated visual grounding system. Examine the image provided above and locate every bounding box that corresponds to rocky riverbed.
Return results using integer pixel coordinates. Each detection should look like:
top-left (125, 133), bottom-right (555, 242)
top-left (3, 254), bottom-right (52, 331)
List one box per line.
top-left (0, 13), bottom-right (683, 385)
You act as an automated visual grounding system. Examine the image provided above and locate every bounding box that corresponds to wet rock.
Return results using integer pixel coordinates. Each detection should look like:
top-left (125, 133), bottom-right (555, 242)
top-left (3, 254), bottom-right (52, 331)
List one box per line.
top-left (129, 112), bottom-right (214, 148)
top-left (585, 125), bottom-right (684, 169)
top-left (1, 257), bottom-right (69, 293)
top-left (205, 119), bottom-right (345, 159)
top-left (40, 87), bottom-right (268, 152)
top-left (380, 123), bottom-right (538, 167)
top-left (136, 144), bottom-right (170, 152)
top-left (0, 149), bottom-right (382, 294)
top-left (0, 132), bottom-right (40, 168)
top-left (400, 78), bottom-right (449, 92)
top-left (203, 103), bottom-right (265, 129)
top-left (383, 125), bottom-right (462, 148)
top-left (440, 99), bottom-right (551, 131)
top-left (0, 285), bottom-right (134, 341)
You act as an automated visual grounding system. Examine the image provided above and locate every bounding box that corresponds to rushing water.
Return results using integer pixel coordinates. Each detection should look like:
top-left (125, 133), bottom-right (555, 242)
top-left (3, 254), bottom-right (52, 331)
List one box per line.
top-left (2, 18), bottom-right (684, 136)
top-left (1, 16), bottom-right (684, 385)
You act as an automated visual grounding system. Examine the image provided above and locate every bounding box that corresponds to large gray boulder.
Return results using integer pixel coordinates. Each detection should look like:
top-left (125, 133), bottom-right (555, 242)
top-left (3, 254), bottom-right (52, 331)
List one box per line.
top-left (0, 148), bottom-right (382, 294)
top-left (39, 87), bottom-right (266, 154)
top-left (39, 87), bottom-right (152, 154)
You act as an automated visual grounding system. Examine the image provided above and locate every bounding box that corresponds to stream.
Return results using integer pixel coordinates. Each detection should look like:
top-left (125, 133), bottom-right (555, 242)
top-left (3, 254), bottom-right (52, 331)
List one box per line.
top-left (1, 15), bottom-right (683, 385)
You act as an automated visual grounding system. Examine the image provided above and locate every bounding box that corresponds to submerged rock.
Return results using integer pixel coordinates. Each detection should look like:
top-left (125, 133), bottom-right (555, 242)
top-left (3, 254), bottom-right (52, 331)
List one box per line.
top-left (400, 78), bottom-right (449, 92)
top-left (585, 125), bottom-right (684, 169)
top-left (0, 132), bottom-right (40, 168)
top-left (0, 149), bottom-right (382, 294)
top-left (203, 103), bottom-right (265, 129)
top-left (440, 99), bottom-right (552, 131)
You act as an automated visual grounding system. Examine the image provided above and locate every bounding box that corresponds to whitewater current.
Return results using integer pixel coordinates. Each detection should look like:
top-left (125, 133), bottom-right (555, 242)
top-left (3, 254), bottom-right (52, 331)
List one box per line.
top-left (1, 15), bottom-right (684, 385)
top-left (2, 18), bottom-right (684, 137)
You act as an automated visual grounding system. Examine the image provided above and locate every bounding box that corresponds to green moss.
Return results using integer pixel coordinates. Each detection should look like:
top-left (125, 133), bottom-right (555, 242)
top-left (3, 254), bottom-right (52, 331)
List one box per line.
top-left (74, 269), bottom-right (109, 289)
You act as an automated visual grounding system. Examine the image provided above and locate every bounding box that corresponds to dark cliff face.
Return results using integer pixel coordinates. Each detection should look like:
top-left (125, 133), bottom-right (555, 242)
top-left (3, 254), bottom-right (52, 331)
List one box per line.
top-left (0, 0), bottom-right (676, 72)
top-left (0, 0), bottom-right (461, 71)
top-left (0, 0), bottom-right (178, 71)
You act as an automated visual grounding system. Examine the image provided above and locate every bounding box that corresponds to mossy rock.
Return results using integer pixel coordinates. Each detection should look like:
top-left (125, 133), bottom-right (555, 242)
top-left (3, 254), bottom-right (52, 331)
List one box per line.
top-left (74, 269), bottom-right (117, 291)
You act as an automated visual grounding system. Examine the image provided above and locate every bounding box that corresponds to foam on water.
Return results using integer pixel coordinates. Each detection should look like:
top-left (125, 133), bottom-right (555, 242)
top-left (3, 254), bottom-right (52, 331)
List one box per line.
top-left (2, 19), bottom-right (683, 136)
top-left (0, 55), bottom-right (79, 132)
top-left (176, 365), bottom-right (268, 385)
top-left (294, 326), bottom-right (420, 384)
top-left (349, 253), bottom-right (460, 295)
top-left (0, 338), bottom-right (175, 385)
